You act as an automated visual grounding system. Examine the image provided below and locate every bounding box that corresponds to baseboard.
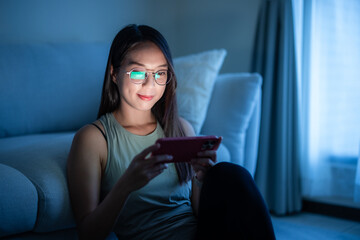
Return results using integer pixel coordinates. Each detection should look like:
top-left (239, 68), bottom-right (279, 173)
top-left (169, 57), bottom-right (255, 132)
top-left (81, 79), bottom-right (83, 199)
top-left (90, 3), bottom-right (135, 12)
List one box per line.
top-left (302, 199), bottom-right (360, 222)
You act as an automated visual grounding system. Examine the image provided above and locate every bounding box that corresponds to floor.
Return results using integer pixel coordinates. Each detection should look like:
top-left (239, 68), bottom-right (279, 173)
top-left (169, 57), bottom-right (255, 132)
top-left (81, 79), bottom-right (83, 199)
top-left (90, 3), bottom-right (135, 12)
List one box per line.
top-left (272, 212), bottom-right (360, 240)
top-left (6, 212), bottom-right (360, 239)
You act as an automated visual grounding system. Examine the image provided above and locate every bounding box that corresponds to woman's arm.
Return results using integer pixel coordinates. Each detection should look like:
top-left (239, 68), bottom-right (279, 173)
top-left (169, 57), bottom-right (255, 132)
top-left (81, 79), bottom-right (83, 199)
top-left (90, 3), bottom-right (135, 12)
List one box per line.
top-left (67, 124), bottom-right (170, 239)
top-left (178, 118), bottom-right (202, 216)
top-left (67, 125), bottom-right (128, 239)
top-left (179, 118), bottom-right (217, 217)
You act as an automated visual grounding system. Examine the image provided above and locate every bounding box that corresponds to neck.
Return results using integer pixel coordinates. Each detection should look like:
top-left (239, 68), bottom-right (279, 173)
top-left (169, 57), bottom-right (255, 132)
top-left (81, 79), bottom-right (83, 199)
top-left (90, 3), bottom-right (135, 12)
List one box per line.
top-left (113, 108), bottom-right (155, 126)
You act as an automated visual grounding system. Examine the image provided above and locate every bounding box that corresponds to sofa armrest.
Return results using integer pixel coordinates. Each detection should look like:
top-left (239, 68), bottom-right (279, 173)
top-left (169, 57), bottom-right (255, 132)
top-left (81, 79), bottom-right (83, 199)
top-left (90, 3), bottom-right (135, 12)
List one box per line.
top-left (243, 85), bottom-right (261, 176)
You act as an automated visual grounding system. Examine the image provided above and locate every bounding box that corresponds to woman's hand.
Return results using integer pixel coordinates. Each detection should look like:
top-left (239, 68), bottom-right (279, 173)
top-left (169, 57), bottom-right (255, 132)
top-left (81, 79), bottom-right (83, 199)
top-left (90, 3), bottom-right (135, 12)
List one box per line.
top-left (121, 143), bottom-right (172, 193)
top-left (190, 150), bottom-right (217, 183)
top-left (190, 148), bottom-right (218, 216)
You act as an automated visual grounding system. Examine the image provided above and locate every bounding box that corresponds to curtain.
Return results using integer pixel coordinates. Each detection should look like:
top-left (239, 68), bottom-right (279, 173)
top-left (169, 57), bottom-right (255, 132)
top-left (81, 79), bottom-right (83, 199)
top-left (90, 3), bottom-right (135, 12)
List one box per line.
top-left (251, 0), bottom-right (302, 215)
top-left (356, 146), bottom-right (360, 202)
top-left (298, 0), bottom-right (360, 204)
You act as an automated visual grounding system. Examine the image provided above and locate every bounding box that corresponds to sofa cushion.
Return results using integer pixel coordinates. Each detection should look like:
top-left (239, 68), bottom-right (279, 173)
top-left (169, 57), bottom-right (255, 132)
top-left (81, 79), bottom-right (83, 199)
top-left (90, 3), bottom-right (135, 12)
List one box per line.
top-left (200, 73), bottom-right (262, 167)
top-left (0, 163), bottom-right (38, 237)
top-left (0, 132), bottom-right (76, 232)
top-left (174, 49), bottom-right (227, 135)
top-left (0, 43), bottom-right (109, 138)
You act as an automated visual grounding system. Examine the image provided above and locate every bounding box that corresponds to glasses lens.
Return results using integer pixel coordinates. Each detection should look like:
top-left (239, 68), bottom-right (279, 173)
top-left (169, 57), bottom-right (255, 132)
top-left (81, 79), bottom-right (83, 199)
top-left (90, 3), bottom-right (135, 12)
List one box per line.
top-left (130, 71), bottom-right (146, 83)
top-left (128, 70), bottom-right (171, 85)
top-left (155, 70), bottom-right (171, 85)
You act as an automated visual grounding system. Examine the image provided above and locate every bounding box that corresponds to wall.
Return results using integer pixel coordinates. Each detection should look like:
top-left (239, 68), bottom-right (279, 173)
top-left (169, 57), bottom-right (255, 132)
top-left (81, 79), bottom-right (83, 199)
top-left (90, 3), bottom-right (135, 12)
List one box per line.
top-left (168, 0), bottom-right (262, 72)
top-left (0, 0), bottom-right (261, 72)
top-left (0, 0), bottom-right (156, 43)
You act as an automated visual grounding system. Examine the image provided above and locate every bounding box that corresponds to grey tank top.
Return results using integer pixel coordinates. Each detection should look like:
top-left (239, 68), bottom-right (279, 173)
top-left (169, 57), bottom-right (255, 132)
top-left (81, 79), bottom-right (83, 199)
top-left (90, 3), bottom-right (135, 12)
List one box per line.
top-left (99, 113), bottom-right (197, 240)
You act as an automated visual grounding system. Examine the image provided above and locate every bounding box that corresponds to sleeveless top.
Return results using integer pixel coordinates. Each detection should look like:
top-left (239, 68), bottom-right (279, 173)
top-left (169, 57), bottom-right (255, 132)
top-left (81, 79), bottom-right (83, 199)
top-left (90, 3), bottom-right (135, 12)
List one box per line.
top-left (99, 113), bottom-right (197, 240)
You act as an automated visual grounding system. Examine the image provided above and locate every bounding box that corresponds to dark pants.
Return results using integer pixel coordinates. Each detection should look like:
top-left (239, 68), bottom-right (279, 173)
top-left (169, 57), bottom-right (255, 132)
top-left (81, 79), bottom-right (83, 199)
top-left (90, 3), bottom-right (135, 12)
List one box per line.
top-left (196, 162), bottom-right (276, 240)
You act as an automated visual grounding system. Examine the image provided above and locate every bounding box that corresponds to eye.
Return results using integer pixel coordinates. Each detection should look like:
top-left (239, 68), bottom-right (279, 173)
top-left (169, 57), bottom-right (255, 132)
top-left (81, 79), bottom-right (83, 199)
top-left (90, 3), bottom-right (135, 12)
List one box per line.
top-left (156, 70), bottom-right (167, 76)
top-left (155, 71), bottom-right (168, 80)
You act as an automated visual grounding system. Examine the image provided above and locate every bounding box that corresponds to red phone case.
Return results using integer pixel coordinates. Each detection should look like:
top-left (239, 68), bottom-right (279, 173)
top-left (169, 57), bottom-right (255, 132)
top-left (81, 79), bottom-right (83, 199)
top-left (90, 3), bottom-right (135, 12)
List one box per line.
top-left (152, 136), bottom-right (222, 162)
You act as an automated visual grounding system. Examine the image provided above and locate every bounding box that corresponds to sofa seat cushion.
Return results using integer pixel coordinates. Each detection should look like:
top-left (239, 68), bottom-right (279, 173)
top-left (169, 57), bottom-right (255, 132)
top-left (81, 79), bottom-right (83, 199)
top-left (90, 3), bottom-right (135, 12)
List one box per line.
top-left (0, 163), bottom-right (38, 237)
top-left (0, 132), bottom-right (76, 233)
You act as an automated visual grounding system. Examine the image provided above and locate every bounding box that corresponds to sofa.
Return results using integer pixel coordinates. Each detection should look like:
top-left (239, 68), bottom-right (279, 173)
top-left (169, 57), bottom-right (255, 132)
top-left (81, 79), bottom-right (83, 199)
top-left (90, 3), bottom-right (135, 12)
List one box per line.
top-left (0, 43), bottom-right (262, 239)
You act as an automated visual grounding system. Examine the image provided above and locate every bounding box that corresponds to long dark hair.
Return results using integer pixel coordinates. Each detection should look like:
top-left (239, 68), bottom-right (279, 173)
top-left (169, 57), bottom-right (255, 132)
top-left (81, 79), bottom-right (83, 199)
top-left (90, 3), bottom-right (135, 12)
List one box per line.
top-left (98, 24), bottom-right (193, 183)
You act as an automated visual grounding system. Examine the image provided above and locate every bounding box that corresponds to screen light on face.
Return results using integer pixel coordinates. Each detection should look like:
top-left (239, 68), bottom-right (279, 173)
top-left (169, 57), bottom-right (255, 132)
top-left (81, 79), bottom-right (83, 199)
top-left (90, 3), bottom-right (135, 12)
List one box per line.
top-left (130, 71), bottom-right (146, 80)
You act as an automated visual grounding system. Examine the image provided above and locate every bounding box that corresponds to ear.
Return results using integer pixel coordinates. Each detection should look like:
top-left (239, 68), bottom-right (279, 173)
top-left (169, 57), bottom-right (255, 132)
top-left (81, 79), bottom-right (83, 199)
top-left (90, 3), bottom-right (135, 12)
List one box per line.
top-left (110, 65), bottom-right (117, 84)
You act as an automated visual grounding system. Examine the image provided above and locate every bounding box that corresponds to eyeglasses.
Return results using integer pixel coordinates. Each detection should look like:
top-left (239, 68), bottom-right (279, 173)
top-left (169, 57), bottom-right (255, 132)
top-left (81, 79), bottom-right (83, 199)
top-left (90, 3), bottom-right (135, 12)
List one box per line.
top-left (125, 69), bottom-right (172, 86)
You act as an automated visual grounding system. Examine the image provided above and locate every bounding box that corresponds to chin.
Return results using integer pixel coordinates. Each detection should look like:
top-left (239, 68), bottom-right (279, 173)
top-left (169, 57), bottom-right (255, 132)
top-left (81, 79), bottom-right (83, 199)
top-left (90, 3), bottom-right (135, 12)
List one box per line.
top-left (136, 102), bottom-right (156, 112)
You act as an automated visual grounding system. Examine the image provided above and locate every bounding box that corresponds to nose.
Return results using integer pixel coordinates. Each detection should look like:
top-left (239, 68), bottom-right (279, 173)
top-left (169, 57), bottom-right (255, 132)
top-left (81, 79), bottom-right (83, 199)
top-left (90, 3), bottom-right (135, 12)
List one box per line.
top-left (143, 72), bottom-right (156, 87)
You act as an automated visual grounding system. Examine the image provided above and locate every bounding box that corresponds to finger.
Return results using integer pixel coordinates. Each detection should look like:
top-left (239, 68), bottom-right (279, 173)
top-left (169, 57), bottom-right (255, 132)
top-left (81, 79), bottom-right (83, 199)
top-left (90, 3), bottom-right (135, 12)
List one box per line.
top-left (154, 162), bottom-right (168, 171)
top-left (191, 158), bottom-right (215, 167)
top-left (147, 163), bottom-right (168, 179)
top-left (192, 164), bottom-right (208, 173)
top-left (148, 154), bottom-right (173, 164)
top-left (197, 150), bottom-right (217, 163)
top-left (147, 169), bottom-right (165, 180)
top-left (197, 150), bottom-right (217, 158)
top-left (137, 143), bottom-right (161, 159)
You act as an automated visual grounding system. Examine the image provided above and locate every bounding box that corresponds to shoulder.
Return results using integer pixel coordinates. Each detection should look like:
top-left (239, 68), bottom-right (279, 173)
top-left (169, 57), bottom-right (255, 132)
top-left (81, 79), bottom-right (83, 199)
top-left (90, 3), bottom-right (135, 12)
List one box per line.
top-left (68, 121), bottom-right (107, 170)
top-left (73, 121), bottom-right (106, 148)
top-left (179, 117), bottom-right (195, 137)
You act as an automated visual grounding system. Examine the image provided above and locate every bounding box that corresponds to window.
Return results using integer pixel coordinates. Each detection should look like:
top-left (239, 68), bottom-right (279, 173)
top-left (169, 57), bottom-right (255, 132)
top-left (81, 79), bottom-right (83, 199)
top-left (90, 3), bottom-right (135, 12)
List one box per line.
top-left (297, 0), bottom-right (360, 207)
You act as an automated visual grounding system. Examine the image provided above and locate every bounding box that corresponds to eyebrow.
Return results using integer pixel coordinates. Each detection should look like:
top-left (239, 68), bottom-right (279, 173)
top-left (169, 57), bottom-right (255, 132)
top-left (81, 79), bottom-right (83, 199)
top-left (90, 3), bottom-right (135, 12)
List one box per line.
top-left (127, 60), bottom-right (168, 69)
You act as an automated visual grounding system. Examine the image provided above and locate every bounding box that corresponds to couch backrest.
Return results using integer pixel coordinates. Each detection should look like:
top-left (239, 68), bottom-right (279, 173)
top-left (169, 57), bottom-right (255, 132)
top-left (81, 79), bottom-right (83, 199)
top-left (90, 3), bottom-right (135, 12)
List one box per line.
top-left (0, 43), bottom-right (110, 138)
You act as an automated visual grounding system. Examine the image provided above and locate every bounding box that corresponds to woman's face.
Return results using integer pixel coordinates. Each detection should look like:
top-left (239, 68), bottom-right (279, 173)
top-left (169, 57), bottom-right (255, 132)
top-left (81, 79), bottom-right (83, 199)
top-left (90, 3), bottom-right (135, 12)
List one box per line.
top-left (113, 41), bottom-right (168, 113)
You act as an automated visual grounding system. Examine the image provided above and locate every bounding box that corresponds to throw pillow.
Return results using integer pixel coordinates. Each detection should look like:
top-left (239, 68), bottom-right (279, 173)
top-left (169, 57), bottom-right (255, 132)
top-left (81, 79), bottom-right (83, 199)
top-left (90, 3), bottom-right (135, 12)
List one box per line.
top-left (174, 49), bottom-right (227, 134)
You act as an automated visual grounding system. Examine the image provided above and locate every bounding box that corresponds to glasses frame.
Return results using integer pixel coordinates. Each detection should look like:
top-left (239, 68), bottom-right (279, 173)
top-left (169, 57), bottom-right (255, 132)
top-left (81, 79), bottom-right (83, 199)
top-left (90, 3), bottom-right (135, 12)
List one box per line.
top-left (125, 69), bottom-right (172, 86)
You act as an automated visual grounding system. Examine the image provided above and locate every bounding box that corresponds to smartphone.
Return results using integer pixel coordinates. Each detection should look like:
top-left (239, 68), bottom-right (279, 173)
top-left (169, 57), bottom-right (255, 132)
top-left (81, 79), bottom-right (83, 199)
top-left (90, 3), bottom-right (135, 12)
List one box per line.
top-left (152, 136), bottom-right (222, 162)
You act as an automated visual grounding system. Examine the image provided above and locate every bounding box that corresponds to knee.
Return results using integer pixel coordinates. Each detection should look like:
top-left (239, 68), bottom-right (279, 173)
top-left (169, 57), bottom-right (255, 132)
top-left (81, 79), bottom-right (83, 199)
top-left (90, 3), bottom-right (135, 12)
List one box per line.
top-left (211, 162), bottom-right (252, 179)
top-left (201, 162), bottom-right (264, 208)
top-left (205, 162), bottom-right (255, 188)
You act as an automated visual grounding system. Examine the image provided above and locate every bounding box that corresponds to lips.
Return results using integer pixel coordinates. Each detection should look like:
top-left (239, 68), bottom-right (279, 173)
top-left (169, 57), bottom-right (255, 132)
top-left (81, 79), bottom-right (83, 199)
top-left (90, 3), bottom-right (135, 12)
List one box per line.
top-left (137, 94), bottom-right (154, 101)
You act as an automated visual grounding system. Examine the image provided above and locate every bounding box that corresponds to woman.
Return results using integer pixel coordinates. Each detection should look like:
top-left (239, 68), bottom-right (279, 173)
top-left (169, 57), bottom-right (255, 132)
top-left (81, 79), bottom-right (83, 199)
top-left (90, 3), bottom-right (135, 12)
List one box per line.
top-left (67, 24), bottom-right (275, 240)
